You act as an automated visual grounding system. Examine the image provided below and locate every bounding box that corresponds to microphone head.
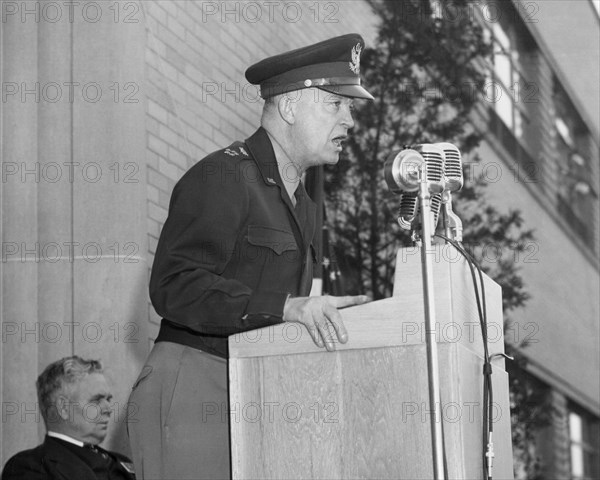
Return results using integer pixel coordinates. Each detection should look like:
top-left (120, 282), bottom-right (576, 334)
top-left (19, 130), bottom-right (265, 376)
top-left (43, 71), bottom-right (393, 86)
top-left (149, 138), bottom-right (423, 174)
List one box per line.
top-left (397, 191), bottom-right (419, 230)
top-left (435, 142), bottom-right (463, 192)
top-left (430, 192), bottom-right (443, 229)
top-left (384, 149), bottom-right (424, 193)
top-left (398, 191), bottom-right (443, 233)
top-left (412, 144), bottom-right (445, 193)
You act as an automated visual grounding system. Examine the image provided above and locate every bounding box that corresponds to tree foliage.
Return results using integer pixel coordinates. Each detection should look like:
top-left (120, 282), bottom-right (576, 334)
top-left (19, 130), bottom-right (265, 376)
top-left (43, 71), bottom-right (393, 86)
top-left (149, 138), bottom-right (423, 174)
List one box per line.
top-left (323, 1), bottom-right (549, 477)
top-left (326, 0), bottom-right (495, 297)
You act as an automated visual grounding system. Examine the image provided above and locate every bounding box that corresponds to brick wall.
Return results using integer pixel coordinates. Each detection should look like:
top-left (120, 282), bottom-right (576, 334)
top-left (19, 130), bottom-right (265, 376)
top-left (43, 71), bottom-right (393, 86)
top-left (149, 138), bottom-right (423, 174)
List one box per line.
top-left (141, 0), bottom-right (378, 336)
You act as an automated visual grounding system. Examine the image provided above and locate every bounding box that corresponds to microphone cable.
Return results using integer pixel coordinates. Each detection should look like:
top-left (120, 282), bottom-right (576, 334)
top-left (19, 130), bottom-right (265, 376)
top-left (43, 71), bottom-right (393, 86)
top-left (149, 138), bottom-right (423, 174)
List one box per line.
top-left (435, 234), bottom-right (509, 480)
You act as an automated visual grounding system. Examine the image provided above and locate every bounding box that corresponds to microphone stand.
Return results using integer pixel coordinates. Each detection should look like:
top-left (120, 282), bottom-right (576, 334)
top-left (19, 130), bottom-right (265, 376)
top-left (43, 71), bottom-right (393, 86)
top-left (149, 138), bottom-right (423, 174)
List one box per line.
top-left (417, 168), bottom-right (446, 480)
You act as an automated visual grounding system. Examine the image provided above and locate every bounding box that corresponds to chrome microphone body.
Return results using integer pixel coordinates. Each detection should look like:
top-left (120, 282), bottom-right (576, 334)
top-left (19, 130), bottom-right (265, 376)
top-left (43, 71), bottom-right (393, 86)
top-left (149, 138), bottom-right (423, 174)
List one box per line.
top-left (435, 142), bottom-right (463, 242)
top-left (383, 145), bottom-right (445, 235)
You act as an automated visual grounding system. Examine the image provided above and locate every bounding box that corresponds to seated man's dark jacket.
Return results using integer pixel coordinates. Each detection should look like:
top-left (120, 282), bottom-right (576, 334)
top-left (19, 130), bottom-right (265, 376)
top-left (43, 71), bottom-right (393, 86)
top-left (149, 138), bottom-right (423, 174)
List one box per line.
top-left (1, 436), bottom-right (136, 480)
top-left (151, 127), bottom-right (317, 358)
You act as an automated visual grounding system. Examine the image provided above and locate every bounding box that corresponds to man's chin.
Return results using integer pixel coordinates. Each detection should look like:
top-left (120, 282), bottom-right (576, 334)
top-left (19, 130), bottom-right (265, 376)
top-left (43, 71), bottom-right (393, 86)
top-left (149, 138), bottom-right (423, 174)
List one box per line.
top-left (323, 154), bottom-right (341, 165)
top-left (92, 430), bottom-right (108, 444)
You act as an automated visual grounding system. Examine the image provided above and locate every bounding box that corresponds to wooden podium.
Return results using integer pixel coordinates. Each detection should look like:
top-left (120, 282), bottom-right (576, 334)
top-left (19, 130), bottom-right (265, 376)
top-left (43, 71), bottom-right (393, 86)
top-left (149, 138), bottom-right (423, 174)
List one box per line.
top-left (228, 246), bottom-right (514, 479)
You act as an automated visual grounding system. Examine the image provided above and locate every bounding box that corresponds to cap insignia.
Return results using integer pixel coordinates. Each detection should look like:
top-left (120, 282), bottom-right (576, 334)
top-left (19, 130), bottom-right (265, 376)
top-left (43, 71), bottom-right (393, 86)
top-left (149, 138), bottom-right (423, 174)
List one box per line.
top-left (349, 43), bottom-right (362, 74)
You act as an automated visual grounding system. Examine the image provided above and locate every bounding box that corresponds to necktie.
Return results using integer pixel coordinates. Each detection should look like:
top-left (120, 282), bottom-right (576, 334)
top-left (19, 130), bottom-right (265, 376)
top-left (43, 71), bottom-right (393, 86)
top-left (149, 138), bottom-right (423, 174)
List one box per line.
top-left (294, 184), bottom-right (305, 222)
top-left (85, 443), bottom-right (110, 461)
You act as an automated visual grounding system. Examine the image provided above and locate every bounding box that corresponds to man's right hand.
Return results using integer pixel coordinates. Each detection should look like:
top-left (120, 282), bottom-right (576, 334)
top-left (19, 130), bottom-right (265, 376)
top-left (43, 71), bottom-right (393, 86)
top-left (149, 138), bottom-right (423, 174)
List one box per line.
top-left (282, 295), bottom-right (371, 351)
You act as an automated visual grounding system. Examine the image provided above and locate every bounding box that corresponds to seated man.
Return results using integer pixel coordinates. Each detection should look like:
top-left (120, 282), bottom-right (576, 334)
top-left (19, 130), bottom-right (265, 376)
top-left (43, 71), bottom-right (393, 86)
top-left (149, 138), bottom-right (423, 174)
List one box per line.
top-left (1, 356), bottom-right (135, 480)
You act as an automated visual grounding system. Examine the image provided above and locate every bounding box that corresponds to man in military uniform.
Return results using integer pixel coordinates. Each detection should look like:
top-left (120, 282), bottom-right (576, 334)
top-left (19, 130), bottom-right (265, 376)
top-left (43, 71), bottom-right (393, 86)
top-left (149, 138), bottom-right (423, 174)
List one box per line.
top-left (2, 356), bottom-right (136, 480)
top-left (127, 33), bottom-right (374, 479)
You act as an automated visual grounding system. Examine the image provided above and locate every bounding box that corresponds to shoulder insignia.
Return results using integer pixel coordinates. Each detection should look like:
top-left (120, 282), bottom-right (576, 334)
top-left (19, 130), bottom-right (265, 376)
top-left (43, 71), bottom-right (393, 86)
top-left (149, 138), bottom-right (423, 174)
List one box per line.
top-left (239, 146), bottom-right (249, 156)
top-left (224, 148), bottom-right (239, 157)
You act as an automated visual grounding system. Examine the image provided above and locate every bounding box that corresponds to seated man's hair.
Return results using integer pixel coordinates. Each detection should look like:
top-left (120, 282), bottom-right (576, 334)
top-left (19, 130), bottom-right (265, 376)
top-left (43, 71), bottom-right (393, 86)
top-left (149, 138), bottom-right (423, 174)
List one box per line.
top-left (36, 356), bottom-right (103, 424)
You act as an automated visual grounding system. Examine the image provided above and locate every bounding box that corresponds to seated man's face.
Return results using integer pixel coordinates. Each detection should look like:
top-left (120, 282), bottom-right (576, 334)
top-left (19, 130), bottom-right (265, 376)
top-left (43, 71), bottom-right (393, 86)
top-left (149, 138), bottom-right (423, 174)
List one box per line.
top-left (67, 372), bottom-right (113, 445)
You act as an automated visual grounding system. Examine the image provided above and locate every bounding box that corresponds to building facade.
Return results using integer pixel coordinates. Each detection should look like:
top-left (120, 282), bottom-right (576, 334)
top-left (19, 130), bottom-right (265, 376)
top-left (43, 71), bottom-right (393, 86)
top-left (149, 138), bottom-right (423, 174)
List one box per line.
top-left (1, 1), bottom-right (598, 478)
top-left (475, 1), bottom-right (599, 478)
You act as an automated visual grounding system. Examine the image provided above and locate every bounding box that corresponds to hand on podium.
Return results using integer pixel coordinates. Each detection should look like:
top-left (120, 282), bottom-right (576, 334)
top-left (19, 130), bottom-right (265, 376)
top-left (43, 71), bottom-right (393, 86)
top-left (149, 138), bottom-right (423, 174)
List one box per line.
top-left (282, 295), bottom-right (371, 351)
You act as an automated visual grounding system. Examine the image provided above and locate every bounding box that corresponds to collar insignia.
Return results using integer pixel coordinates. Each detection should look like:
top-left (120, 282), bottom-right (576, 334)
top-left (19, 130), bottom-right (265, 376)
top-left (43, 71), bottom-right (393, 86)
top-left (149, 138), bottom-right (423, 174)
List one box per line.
top-left (120, 461), bottom-right (136, 474)
top-left (349, 43), bottom-right (362, 74)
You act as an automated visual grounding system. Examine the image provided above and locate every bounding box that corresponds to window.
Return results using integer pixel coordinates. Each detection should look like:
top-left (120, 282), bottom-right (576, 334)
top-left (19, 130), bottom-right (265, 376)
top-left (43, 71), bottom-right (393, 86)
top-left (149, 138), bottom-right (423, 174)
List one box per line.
top-left (568, 406), bottom-right (600, 480)
top-left (489, 20), bottom-right (523, 138)
top-left (481, 0), bottom-right (538, 142)
top-left (554, 78), bottom-right (597, 251)
top-left (480, 1), bottom-right (539, 180)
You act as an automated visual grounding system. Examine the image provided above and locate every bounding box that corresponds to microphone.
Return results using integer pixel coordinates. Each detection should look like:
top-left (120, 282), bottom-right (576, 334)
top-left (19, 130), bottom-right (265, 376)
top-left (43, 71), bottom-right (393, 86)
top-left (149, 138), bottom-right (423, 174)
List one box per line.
top-left (412, 144), bottom-right (445, 235)
top-left (383, 145), bottom-right (445, 234)
top-left (383, 149), bottom-right (423, 231)
top-left (435, 142), bottom-right (463, 192)
top-left (383, 148), bottom-right (424, 193)
top-left (430, 192), bottom-right (443, 229)
top-left (412, 143), bottom-right (446, 194)
top-left (398, 191), bottom-right (418, 230)
top-left (435, 142), bottom-right (463, 242)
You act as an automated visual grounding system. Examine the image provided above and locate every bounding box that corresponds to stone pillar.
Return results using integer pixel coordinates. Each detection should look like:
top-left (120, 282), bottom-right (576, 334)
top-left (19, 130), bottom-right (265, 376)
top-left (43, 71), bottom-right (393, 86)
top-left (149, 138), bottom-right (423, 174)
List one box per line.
top-left (1, 0), bottom-right (44, 459)
top-left (1, 0), bottom-right (148, 462)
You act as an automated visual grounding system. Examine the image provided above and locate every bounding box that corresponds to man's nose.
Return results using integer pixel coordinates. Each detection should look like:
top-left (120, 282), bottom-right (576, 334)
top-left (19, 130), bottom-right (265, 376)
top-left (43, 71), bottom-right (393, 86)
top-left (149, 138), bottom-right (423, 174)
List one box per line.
top-left (341, 104), bottom-right (355, 129)
top-left (99, 399), bottom-right (112, 416)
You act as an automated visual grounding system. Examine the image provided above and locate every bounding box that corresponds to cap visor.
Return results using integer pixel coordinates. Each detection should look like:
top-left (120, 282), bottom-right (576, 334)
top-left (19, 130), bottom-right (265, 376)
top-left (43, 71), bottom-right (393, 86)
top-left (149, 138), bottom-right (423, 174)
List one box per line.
top-left (318, 84), bottom-right (374, 100)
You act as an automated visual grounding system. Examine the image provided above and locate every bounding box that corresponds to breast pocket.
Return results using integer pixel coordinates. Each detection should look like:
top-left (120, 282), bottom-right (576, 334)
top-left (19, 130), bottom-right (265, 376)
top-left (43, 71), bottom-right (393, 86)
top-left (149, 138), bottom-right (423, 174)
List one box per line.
top-left (236, 225), bottom-right (302, 292)
top-left (247, 225), bottom-right (298, 256)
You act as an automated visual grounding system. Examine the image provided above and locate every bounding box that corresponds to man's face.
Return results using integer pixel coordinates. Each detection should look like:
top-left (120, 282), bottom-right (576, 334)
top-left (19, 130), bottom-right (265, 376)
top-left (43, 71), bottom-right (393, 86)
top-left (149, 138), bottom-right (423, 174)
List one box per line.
top-left (62, 373), bottom-right (113, 445)
top-left (290, 89), bottom-right (355, 169)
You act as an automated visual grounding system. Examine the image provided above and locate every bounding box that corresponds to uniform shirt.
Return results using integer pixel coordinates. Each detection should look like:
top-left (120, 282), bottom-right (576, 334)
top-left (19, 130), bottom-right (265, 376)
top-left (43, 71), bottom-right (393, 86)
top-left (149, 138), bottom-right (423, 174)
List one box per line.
top-left (150, 127), bottom-right (317, 358)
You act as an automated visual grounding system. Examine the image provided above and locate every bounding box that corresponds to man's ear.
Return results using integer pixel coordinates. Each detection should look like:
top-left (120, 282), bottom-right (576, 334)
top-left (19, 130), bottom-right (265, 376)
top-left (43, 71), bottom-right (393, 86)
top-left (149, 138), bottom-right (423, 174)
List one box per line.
top-left (277, 93), bottom-right (298, 125)
top-left (55, 394), bottom-right (72, 421)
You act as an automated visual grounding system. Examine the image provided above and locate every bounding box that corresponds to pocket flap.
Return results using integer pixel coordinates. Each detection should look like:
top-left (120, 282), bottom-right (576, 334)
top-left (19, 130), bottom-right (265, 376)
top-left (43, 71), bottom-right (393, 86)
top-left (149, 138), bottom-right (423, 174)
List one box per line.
top-left (247, 225), bottom-right (298, 255)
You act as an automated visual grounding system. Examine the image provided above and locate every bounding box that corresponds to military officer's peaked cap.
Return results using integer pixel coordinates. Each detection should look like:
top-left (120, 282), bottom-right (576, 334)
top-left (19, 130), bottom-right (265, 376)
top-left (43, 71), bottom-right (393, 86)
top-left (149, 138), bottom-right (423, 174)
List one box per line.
top-left (245, 33), bottom-right (374, 100)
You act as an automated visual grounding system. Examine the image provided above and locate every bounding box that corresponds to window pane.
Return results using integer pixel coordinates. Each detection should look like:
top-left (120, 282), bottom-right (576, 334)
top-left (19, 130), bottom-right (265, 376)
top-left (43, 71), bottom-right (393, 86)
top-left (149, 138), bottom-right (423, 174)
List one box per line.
top-left (570, 412), bottom-right (583, 442)
top-left (495, 51), bottom-right (512, 88)
top-left (495, 89), bottom-right (513, 129)
top-left (493, 22), bottom-right (511, 51)
top-left (556, 118), bottom-right (574, 147)
top-left (571, 443), bottom-right (584, 477)
top-left (514, 109), bottom-right (523, 138)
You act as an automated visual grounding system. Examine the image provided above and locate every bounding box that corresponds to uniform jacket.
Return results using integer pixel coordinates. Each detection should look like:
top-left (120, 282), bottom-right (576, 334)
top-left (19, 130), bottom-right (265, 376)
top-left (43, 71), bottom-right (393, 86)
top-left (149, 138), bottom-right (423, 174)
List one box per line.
top-left (150, 127), bottom-right (317, 357)
top-left (1, 436), bottom-right (136, 480)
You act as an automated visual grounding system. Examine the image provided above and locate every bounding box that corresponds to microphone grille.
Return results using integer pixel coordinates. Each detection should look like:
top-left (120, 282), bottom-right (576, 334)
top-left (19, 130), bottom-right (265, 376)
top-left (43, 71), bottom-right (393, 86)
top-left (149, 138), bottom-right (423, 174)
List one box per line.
top-left (430, 193), bottom-right (443, 229)
top-left (413, 144), bottom-right (445, 193)
top-left (398, 191), bottom-right (419, 230)
top-left (436, 142), bottom-right (463, 192)
top-left (399, 192), bottom-right (443, 233)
